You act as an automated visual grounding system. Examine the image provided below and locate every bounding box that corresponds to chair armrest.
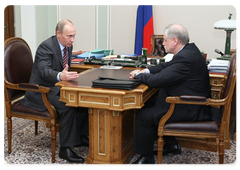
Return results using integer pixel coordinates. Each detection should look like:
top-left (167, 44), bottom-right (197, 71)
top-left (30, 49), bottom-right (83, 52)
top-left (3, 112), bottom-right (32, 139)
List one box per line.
top-left (18, 83), bottom-right (39, 90)
top-left (179, 95), bottom-right (207, 102)
top-left (5, 79), bottom-right (56, 119)
top-left (19, 83), bottom-right (55, 119)
top-left (18, 83), bottom-right (50, 93)
top-left (165, 96), bottom-right (208, 104)
top-left (161, 95), bottom-right (208, 127)
top-left (158, 95), bottom-right (227, 136)
top-left (166, 95), bottom-right (226, 107)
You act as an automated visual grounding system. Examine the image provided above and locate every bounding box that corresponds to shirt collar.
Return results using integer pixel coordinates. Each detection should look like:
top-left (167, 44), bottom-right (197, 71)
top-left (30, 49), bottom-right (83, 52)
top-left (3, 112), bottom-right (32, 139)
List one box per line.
top-left (176, 44), bottom-right (186, 54)
top-left (57, 37), bottom-right (65, 51)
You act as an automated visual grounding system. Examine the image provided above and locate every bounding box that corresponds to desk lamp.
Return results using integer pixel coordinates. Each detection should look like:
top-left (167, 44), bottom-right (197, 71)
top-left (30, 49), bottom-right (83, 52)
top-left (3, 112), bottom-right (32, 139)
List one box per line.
top-left (214, 13), bottom-right (236, 60)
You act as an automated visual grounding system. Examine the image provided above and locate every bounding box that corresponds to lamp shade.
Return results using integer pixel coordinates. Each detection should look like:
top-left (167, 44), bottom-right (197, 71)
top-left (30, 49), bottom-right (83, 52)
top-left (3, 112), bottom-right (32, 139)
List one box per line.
top-left (214, 19), bottom-right (236, 30)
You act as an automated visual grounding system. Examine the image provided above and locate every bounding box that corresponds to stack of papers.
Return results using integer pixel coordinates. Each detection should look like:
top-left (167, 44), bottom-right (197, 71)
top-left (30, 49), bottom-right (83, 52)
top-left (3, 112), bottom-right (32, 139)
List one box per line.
top-left (71, 58), bottom-right (85, 64)
top-left (208, 59), bottom-right (229, 74)
top-left (76, 52), bottom-right (104, 59)
top-left (91, 49), bottom-right (104, 54)
top-left (119, 53), bottom-right (136, 57)
top-left (91, 49), bottom-right (113, 56)
top-left (100, 65), bottom-right (123, 69)
top-left (102, 54), bottom-right (128, 60)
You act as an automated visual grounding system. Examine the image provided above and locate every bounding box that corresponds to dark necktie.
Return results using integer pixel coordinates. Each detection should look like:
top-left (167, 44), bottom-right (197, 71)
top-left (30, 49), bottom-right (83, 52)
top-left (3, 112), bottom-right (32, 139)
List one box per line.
top-left (63, 47), bottom-right (68, 68)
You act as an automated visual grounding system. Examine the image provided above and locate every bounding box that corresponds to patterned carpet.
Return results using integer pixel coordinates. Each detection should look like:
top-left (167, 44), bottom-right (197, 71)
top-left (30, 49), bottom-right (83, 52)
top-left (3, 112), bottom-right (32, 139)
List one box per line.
top-left (4, 117), bottom-right (236, 164)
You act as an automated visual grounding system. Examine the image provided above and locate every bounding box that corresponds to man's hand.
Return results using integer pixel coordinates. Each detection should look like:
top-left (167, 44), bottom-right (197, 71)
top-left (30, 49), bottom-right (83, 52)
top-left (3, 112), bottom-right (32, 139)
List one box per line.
top-left (129, 69), bottom-right (146, 79)
top-left (59, 64), bottom-right (79, 81)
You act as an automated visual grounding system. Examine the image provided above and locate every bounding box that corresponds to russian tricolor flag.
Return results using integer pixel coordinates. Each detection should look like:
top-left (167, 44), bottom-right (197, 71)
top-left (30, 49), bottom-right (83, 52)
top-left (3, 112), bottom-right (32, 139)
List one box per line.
top-left (134, 5), bottom-right (154, 55)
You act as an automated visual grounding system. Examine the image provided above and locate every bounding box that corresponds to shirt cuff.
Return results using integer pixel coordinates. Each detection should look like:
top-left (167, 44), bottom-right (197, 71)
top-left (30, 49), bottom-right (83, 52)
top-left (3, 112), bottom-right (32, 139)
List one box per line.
top-left (57, 72), bottom-right (61, 81)
top-left (144, 69), bottom-right (150, 74)
top-left (135, 69), bottom-right (150, 76)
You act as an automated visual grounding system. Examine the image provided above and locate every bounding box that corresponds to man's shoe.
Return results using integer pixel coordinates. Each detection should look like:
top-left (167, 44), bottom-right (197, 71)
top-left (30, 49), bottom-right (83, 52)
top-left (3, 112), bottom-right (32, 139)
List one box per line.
top-left (132, 155), bottom-right (155, 164)
top-left (153, 144), bottom-right (181, 156)
top-left (59, 147), bottom-right (85, 163)
top-left (163, 144), bottom-right (181, 156)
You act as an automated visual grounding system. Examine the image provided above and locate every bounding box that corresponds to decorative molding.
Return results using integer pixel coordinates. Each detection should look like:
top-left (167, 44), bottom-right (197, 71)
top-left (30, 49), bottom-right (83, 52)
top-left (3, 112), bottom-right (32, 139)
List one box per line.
top-left (63, 90), bottom-right (66, 99)
top-left (68, 94), bottom-right (75, 103)
top-left (123, 96), bottom-right (136, 105)
top-left (98, 110), bottom-right (106, 155)
top-left (79, 94), bottom-right (110, 105)
top-left (89, 108), bottom-right (93, 115)
top-left (113, 97), bottom-right (120, 107)
top-left (112, 111), bottom-right (119, 117)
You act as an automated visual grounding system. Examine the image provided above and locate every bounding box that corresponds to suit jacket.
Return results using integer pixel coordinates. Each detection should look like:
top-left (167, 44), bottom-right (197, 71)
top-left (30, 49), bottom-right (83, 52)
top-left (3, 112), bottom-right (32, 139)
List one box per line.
top-left (21, 36), bottom-right (73, 111)
top-left (135, 43), bottom-right (215, 125)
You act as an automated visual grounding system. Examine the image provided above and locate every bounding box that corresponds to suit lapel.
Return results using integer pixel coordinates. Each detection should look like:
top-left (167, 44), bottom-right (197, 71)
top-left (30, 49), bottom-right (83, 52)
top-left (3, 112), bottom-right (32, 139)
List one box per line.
top-left (53, 36), bottom-right (73, 70)
top-left (52, 36), bottom-right (64, 69)
top-left (67, 46), bottom-right (72, 69)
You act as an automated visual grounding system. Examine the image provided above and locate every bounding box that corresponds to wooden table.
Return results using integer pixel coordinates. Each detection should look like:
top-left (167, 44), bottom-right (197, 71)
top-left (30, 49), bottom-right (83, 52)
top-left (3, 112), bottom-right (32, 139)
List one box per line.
top-left (69, 63), bottom-right (98, 73)
top-left (55, 68), bottom-right (158, 164)
top-left (65, 63), bottom-right (234, 155)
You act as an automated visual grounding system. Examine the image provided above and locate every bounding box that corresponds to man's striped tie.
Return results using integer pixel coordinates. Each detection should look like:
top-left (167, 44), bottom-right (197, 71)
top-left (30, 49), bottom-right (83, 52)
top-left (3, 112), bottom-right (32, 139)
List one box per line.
top-left (63, 47), bottom-right (68, 68)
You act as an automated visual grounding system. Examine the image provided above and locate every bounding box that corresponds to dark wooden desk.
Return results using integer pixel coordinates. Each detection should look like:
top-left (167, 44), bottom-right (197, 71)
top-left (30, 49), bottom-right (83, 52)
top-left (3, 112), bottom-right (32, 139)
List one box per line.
top-left (55, 68), bottom-right (158, 164)
top-left (69, 63), bottom-right (98, 73)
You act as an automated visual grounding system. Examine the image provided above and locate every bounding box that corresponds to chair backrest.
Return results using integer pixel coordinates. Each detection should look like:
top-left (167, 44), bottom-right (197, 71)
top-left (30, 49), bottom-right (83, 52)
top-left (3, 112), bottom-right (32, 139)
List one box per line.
top-left (4, 37), bottom-right (33, 100)
top-left (218, 53), bottom-right (236, 135)
top-left (222, 53), bottom-right (236, 99)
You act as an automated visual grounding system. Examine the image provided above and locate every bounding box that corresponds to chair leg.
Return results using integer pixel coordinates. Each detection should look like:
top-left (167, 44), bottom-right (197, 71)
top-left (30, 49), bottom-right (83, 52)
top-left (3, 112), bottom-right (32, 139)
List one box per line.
top-left (50, 124), bottom-right (56, 163)
top-left (219, 139), bottom-right (224, 164)
top-left (157, 136), bottom-right (164, 164)
top-left (234, 132), bottom-right (236, 141)
top-left (7, 117), bottom-right (12, 154)
top-left (35, 121), bottom-right (38, 135)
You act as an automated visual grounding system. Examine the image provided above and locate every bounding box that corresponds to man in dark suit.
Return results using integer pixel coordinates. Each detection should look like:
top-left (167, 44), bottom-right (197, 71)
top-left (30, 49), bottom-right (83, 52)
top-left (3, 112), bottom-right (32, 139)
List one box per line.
top-left (130, 24), bottom-right (218, 164)
top-left (20, 20), bottom-right (88, 163)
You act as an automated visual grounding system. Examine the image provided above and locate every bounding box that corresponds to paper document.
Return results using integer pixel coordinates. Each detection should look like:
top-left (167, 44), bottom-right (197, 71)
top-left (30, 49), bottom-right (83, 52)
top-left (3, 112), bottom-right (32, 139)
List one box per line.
top-left (208, 59), bottom-right (229, 66)
top-left (100, 65), bottom-right (123, 69)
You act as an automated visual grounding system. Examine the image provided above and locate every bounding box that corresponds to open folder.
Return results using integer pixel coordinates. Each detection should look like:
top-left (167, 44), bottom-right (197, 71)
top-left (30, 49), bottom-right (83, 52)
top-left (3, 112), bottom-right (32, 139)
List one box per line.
top-left (92, 76), bottom-right (141, 90)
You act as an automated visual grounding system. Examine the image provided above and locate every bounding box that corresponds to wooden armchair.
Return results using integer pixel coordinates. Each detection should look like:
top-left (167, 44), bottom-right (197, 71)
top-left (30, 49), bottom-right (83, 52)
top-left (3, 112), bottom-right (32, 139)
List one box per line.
top-left (4, 37), bottom-right (58, 163)
top-left (149, 34), bottom-right (167, 57)
top-left (157, 53), bottom-right (236, 164)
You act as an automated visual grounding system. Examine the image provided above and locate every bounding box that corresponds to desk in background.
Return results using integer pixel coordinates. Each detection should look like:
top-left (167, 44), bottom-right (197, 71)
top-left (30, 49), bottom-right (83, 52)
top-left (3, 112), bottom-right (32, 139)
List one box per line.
top-left (209, 72), bottom-right (227, 99)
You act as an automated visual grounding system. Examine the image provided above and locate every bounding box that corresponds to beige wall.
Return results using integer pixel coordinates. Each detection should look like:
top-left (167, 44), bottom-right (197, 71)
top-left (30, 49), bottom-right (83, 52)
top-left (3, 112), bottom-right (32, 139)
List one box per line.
top-left (14, 5), bottom-right (237, 59)
top-left (153, 5), bottom-right (236, 59)
top-left (59, 5), bottom-right (96, 52)
top-left (110, 5), bottom-right (137, 54)
top-left (59, 5), bottom-right (236, 59)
